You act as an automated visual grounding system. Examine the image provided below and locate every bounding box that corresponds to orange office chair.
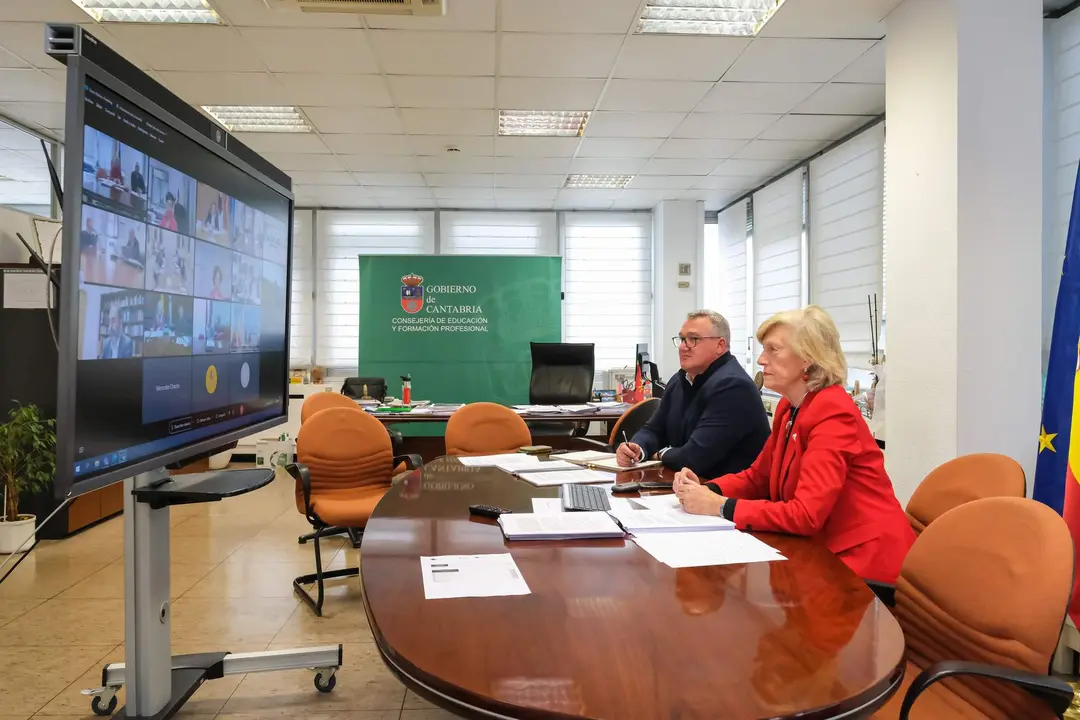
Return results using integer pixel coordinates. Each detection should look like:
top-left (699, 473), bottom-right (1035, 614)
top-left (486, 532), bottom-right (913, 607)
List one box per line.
top-left (905, 453), bottom-right (1026, 535)
top-left (445, 402), bottom-right (532, 457)
top-left (868, 497), bottom-right (1076, 719)
top-left (286, 406), bottom-right (421, 616)
top-left (300, 390), bottom-right (361, 424)
top-left (575, 398), bottom-right (660, 452)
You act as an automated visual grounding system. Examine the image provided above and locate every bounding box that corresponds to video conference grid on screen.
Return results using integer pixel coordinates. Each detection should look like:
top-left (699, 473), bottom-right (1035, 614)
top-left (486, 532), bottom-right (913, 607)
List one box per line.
top-left (74, 77), bottom-right (290, 478)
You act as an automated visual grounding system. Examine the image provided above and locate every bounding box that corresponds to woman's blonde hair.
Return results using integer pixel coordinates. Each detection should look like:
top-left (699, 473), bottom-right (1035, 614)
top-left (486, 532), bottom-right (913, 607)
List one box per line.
top-left (756, 305), bottom-right (847, 392)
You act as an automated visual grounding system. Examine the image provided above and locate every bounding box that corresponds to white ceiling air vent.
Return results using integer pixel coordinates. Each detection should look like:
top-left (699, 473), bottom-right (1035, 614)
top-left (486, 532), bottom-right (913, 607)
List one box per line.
top-left (263, 0), bottom-right (446, 15)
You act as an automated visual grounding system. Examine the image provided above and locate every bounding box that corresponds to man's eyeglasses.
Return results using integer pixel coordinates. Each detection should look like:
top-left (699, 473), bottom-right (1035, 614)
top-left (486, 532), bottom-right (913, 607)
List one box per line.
top-left (673, 335), bottom-right (721, 349)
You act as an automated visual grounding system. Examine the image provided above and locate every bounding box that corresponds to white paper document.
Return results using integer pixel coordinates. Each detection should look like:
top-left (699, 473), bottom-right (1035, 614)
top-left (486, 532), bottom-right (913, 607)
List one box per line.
top-left (629, 494), bottom-right (683, 512)
top-left (420, 554), bottom-right (531, 600)
top-left (456, 453), bottom-right (524, 467)
top-left (494, 457), bottom-right (579, 474)
top-left (499, 511), bottom-right (626, 540)
top-left (558, 450), bottom-right (616, 463)
top-left (530, 497), bottom-right (564, 514)
top-left (555, 404), bottom-right (598, 413)
top-left (517, 468), bottom-right (614, 487)
top-left (632, 531), bottom-right (785, 568)
top-left (610, 507), bottom-right (735, 533)
top-left (2, 271), bottom-right (53, 309)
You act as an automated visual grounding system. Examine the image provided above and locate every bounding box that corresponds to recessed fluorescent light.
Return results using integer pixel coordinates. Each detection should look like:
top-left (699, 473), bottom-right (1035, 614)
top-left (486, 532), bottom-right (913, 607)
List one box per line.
top-left (499, 110), bottom-right (590, 137)
top-left (636, 0), bottom-right (786, 36)
top-left (203, 106), bottom-right (314, 133)
top-left (71, 0), bottom-right (223, 24)
top-left (565, 174), bottom-right (634, 189)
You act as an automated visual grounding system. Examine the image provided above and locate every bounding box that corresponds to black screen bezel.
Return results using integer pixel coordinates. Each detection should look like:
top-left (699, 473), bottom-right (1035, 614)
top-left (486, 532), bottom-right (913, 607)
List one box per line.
top-left (56, 56), bottom-right (293, 500)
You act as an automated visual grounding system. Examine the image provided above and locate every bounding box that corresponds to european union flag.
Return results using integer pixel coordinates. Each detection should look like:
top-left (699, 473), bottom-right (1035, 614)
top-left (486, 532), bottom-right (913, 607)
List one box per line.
top-left (1035, 162), bottom-right (1080, 622)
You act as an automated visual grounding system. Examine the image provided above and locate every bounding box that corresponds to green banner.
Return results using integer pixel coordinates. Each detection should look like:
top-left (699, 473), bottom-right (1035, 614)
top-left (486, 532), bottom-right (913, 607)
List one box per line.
top-left (357, 255), bottom-right (562, 417)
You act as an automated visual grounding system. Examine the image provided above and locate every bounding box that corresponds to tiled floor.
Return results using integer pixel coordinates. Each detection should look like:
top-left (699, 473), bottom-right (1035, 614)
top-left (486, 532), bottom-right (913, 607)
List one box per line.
top-left (0, 467), bottom-right (457, 720)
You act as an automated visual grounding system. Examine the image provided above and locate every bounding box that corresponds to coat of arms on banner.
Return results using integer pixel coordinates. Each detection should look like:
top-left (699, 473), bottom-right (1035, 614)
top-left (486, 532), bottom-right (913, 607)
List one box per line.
top-left (401, 274), bottom-right (424, 314)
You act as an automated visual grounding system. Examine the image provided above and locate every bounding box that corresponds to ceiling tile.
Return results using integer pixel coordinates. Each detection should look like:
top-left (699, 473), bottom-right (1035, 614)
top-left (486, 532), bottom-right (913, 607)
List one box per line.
top-left (760, 114), bottom-right (868, 141)
top-left (302, 106), bottom-right (402, 135)
top-left (499, 34), bottom-right (623, 79)
top-left (639, 158), bottom-right (719, 176)
top-left (420, 155), bottom-right (496, 173)
top-left (672, 113), bottom-right (780, 139)
top-left (598, 80), bottom-right (714, 112)
top-left (834, 42), bottom-right (885, 83)
top-left (615, 190), bottom-right (666, 208)
top-left (1, 165), bottom-right (51, 182)
top-left (389, 76), bottom-right (494, 109)
top-left (555, 189), bottom-right (619, 208)
top-left (496, 78), bottom-right (605, 111)
top-left (0, 150), bottom-right (42, 171)
top-left (366, 186), bottom-right (433, 200)
top-left (0, 70), bottom-right (64, 103)
top-left (104, 25), bottom-right (264, 72)
top-left (156, 71), bottom-right (283, 106)
top-left (494, 157), bottom-right (572, 174)
top-left (0, 0), bottom-right (91, 22)
top-left (286, 171), bottom-right (356, 186)
top-left (496, 188), bottom-right (559, 201)
top-left (585, 111), bottom-right (686, 138)
top-left (0, 23), bottom-right (47, 68)
top-left (734, 139), bottom-right (825, 160)
top-left (273, 73), bottom-right (392, 107)
top-left (724, 39), bottom-right (877, 84)
top-left (0, 129), bottom-right (45, 151)
top-left (0, 102), bottom-right (64, 131)
top-left (434, 187), bottom-right (495, 200)
top-left (495, 137), bottom-right (580, 157)
top-left (794, 82), bottom-right (885, 115)
top-left (235, 132), bottom-right (329, 154)
top-left (710, 158), bottom-right (789, 177)
top-left (627, 175), bottom-right (703, 190)
top-left (354, 172), bottom-right (427, 187)
top-left (424, 173), bottom-right (494, 188)
top-left (758, 0), bottom-right (901, 39)
top-left (494, 174), bottom-right (566, 189)
top-left (569, 157), bottom-right (647, 175)
top-left (401, 108), bottom-right (493, 136)
top-left (440, 198), bottom-right (497, 209)
top-left (695, 176), bottom-right (754, 191)
top-left (696, 81), bottom-right (820, 114)
top-left (369, 31), bottom-right (495, 76)
top-left (322, 133), bottom-right (414, 155)
top-left (339, 155), bottom-right (421, 172)
top-left (500, 0), bottom-right (640, 33)
top-left (498, 199), bottom-right (554, 210)
top-left (576, 137), bottom-right (664, 158)
top-left (240, 28), bottom-right (377, 73)
top-left (614, 36), bottom-right (750, 81)
top-left (410, 135), bottom-right (494, 156)
top-left (366, 0), bottom-right (496, 31)
top-left (213, 0), bottom-right (365, 28)
top-left (654, 138), bottom-right (748, 159)
top-left (295, 185), bottom-right (371, 207)
top-left (262, 153), bottom-right (345, 172)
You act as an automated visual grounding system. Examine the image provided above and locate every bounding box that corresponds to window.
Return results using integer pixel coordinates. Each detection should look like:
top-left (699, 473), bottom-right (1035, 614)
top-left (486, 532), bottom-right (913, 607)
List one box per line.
top-left (752, 169), bottom-right (804, 334)
top-left (702, 220), bottom-right (721, 312)
top-left (440, 211), bottom-right (557, 255)
top-left (562, 212), bottom-right (652, 377)
top-left (290, 209), bottom-right (313, 368)
top-left (808, 122), bottom-right (884, 367)
top-left (718, 201), bottom-right (751, 371)
top-left (315, 210), bottom-right (435, 371)
top-left (0, 120), bottom-right (54, 216)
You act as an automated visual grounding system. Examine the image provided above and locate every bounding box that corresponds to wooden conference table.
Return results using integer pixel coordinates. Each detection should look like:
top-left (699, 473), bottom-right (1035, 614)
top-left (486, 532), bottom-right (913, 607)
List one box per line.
top-left (360, 458), bottom-right (906, 720)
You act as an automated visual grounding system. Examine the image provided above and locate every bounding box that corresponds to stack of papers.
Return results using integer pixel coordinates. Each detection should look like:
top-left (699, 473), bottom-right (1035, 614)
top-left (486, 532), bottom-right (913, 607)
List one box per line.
top-left (629, 494), bottom-right (682, 511)
top-left (632, 531), bottom-right (786, 568)
top-left (420, 554), bottom-right (531, 599)
top-left (555, 404), bottom-right (598, 413)
top-left (499, 511), bottom-right (625, 540)
top-left (517, 468), bottom-right (613, 487)
top-left (457, 453), bottom-right (526, 467)
top-left (609, 507), bottom-right (735, 533)
top-left (558, 450), bottom-right (615, 463)
top-left (512, 404), bottom-right (562, 413)
top-left (493, 457), bottom-right (579, 474)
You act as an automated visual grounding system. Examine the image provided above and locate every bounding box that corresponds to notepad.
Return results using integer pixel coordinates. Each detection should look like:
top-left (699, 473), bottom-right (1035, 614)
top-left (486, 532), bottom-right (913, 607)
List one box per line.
top-left (499, 511), bottom-right (625, 540)
top-left (632, 531), bottom-right (785, 568)
top-left (516, 469), bottom-right (614, 487)
top-left (558, 450), bottom-right (615, 463)
top-left (494, 457), bottom-right (579, 474)
top-left (580, 457), bottom-right (663, 472)
top-left (609, 507), bottom-right (735, 534)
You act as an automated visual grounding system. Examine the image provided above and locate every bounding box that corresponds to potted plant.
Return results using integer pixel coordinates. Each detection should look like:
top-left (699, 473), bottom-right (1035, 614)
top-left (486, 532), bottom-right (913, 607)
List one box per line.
top-left (0, 403), bottom-right (56, 554)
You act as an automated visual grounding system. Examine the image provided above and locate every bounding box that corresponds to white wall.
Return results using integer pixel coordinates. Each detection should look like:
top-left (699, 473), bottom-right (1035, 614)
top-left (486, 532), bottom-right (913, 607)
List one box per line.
top-left (0, 205), bottom-right (40, 263)
top-left (652, 200), bottom-right (704, 376)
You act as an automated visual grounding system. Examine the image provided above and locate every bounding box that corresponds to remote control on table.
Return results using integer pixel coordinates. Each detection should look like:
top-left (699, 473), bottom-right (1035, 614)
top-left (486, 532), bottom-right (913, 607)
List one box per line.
top-left (469, 504), bottom-right (511, 519)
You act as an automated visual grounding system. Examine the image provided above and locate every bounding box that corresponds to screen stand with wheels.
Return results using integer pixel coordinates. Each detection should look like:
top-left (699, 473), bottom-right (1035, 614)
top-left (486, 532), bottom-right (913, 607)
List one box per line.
top-left (84, 467), bottom-right (342, 718)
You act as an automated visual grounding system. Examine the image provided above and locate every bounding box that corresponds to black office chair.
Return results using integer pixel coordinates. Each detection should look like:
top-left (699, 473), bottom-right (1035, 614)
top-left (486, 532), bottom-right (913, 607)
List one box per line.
top-left (528, 342), bottom-right (595, 437)
top-left (575, 398), bottom-right (661, 452)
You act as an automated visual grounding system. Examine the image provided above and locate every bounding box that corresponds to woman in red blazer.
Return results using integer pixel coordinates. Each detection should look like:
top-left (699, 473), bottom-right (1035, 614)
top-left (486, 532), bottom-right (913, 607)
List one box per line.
top-left (674, 306), bottom-right (915, 584)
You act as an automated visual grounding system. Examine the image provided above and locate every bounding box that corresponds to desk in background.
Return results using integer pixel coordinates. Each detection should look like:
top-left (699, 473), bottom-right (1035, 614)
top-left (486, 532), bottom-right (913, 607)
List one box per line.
top-left (361, 458), bottom-right (905, 720)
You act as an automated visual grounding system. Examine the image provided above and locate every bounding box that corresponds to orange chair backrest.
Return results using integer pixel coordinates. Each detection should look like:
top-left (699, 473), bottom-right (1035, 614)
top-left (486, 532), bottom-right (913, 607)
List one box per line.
top-left (296, 407), bottom-right (394, 505)
top-left (895, 497), bottom-right (1072, 719)
top-left (445, 402), bottom-right (532, 457)
top-left (906, 453), bottom-right (1026, 534)
top-left (300, 391), bottom-right (360, 424)
top-left (608, 398), bottom-right (660, 445)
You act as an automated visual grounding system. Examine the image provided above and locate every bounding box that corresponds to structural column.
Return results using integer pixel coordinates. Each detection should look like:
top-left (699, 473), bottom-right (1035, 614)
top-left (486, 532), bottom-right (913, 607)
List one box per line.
top-left (652, 200), bottom-right (704, 375)
top-left (885, 0), bottom-right (1043, 502)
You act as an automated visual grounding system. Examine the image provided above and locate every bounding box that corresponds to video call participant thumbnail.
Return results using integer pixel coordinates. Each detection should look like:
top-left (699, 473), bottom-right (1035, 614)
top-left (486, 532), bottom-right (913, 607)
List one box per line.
top-left (143, 292), bottom-right (194, 357)
top-left (194, 239), bottom-right (232, 301)
top-left (193, 298), bottom-right (232, 355)
top-left (260, 260), bottom-right (287, 351)
top-left (147, 158), bottom-right (195, 237)
top-left (146, 226), bottom-right (194, 296)
top-left (78, 284), bottom-right (145, 360)
top-left (231, 251), bottom-right (261, 305)
top-left (230, 198), bottom-right (260, 256)
top-left (80, 205), bottom-right (147, 291)
top-left (142, 356), bottom-right (194, 424)
top-left (230, 353), bottom-right (260, 404)
top-left (231, 304), bottom-right (260, 353)
top-left (261, 214), bottom-right (288, 267)
top-left (82, 126), bottom-right (149, 215)
top-left (191, 354), bottom-right (230, 414)
top-left (195, 181), bottom-right (232, 247)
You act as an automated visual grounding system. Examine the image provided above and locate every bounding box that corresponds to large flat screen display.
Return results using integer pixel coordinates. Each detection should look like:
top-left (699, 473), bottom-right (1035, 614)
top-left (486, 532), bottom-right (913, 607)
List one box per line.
top-left (62, 75), bottom-right (290, 492)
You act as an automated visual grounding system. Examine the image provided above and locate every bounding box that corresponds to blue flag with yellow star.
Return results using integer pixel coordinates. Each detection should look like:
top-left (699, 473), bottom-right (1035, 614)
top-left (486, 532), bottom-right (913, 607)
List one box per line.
top-left (1034, 162), bottom-right (1080, 515)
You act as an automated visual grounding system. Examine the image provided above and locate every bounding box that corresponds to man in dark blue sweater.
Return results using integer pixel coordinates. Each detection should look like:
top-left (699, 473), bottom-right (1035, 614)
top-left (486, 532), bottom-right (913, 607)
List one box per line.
top-left (617, 310), bottom-right (770, 479)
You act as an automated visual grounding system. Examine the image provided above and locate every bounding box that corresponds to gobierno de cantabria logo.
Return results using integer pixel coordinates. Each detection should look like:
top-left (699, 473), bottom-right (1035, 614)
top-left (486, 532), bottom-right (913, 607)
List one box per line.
top-left (400, 273), bottom-right (423, 314)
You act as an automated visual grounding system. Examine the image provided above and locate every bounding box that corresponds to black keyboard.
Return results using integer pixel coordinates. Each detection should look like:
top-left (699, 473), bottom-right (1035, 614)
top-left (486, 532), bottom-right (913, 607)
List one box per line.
top-left (560, 484), bottom-right (612, 512)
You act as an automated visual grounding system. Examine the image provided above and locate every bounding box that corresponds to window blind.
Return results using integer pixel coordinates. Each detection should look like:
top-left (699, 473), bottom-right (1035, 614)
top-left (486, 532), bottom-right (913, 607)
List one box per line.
top-left (702, 221), bottom-right (721, 313)
top-left (440, 211), bottom-right (557, 255)
top-left (562, 212), bottom-right (652, 377)
top-left (808, 122), bottom-right (884, 365)
top-left (315, 210), bottom-right (435, 371)
top-left (718, 201), bottom-right (750, 370)
top-left (290, 209), bottom-right (314, 367)
top-left (752, 169), bottom-right (804, 331)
